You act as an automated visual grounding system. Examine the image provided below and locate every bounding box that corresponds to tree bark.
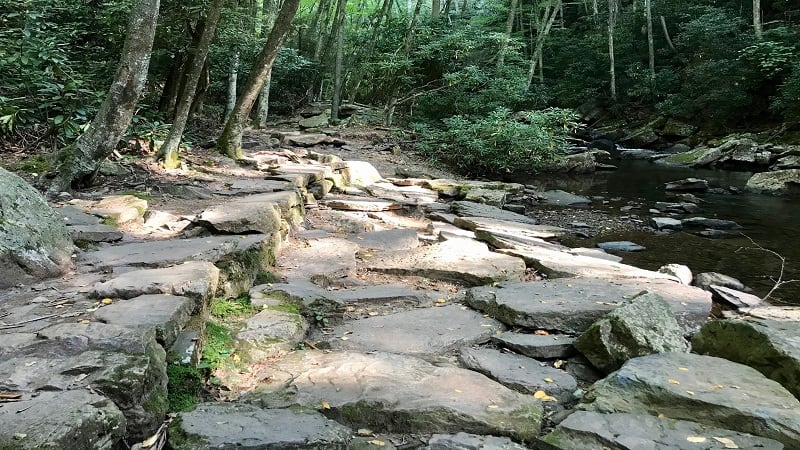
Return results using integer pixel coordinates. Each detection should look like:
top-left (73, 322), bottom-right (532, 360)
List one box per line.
top-left (330, 0), bottom-right (348, 121)
top-left (659, 15), bottom-right (676, 53)
top-left (158, 51), bottom-right (184, 118)
top-left (217, 0), bottom-right (301, 158)
top-left (645, 0), bottom-right (655, 80)
top-left (50, 0), bottom-right (160, 193)
top-left (753, 0), bottom-right (762, 40)
top-left (526, 0), bottom-right (560, 87)
top-left (157, 0), bottom-right (224, 168)
top-left (225, 51), bottom-right (239, 120)
top-left (256, 0), bottom-right (278, 128)
top-left (432, 0), bottom-right (440, 19)
top-left (385, 0), bottom-right (423, 126)
top-left (608, 0), bottom-right (618, 101)
top-left (496, 0), bottom-right (518, 69)
top-left (348, 0), bottom-right (391, 98)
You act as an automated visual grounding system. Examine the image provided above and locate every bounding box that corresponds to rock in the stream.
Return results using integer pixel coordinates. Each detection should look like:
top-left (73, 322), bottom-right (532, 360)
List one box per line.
top-left (583, 352), bottom-right (800, 448)
top-left (709, 285), bottom-right (763, 309)
top-left (573, 292), bottom-right (689, 374)
top-left (427, 432), bottom-right (528, 450)
top-left (745, 169), bottom-right (800, 195)
top-left (650, 217), bottom-right (683, 231)
top-left (536, 190), bottom-right (592, 206)
top-left (330, 304), bottom-right (504, 356)
top-left (237, 308), bottom-right (309, 362)
top-left (659, 147), bottom-right (724, 167)
top-left (658, 264), bottom-right (693, 285)
top-left (194, 191), bottom-right (304, 234)
top-left (245, 351), bottom-right (542, 443)
top-left (458, 347), bottom-right (577, 403)
top-left (681, 217), bottom-right (742, 230)
top-left (693, 318), bottom-right (800, 399)
top-left (91, 261), bottom-right (220, 302)
top-left (0, 390), bottom-right (126, 450)
top-left (597, 241), bottom-right (645, 252)
top-left (466, 278), bottom-right (711, 335)
top-left (664, 178), bottom-right (709, 191)
top-left (450, 201), bottom-right (537, 224)
top-left (491, 332), bottom-right (576, 359)
top-left (654, 201), bottom-right (701, 214)
top-left (0, 167), bottom-right (74, 287)
top-left (539, 411), bottom-right (784, 450)
top-left (364, 237), bottom-right (526, 286)
top-left (169, 403), bottom-right (352, 450)
top-left (694, 272), bottom-right (748, 292)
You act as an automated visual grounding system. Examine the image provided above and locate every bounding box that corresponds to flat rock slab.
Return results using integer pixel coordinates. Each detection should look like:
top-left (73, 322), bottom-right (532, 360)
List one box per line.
top-left (332, 284), bottom-right (430, 304)
top-left (237, 309), bottom-right (309, 361)
top-left (428, 432), bottom-right (528, 450)
top-left (364, 238), bottom-right (526, 286)
top-left (366, 182), bottom-right (439, 205)
top-left (693, 318), bottom-right (800, 399)
top-left (329, 304), bottom-right (505, 356)
top-left (349, 228), bottom-right (420, 251)
top-left (491, 332), bottom-right (576, 359)
top-left (321, 196), bottom-right (403, 211)
top-left (246, 350), bottom-right (542, 443)
top-left (451, 201), bottom-right (537, 224)
top-left (91, 261), bottom-right (219, 301)
top-left (92, 294), bottom-right (195, 348)
top-left (466, 278), bottom-right (712, 335)
top-left (0, 390), bottom-right (125, 450)
top-left (71, 194), bottom-right (147, 226)
top-left (56, 204), bottom-right (102, 225)
top-left (37, 321), bottom-right (159, 354)
top-left (597, 241), bottom-right (646, 252)
top-left (454, 216), bottom-right (566, 239)
top-left (169, 403), bottom-right (352, 450)
top-left (709, 285), bottom-right (763, 309)
top-left (278, 238), bottom-right (359, 286)
top-left (540, 411), bottom-right (784, 450)
top-left (536, 190), bottom-right (591, 206)
top-left (665, 178), bottom-right (709, 191)
top-left (583, 352), bottom-right (800, 448)
top-left (459, 347), bottom-right (577, 403)
top-left (69, 224), bottom-right (124, 243)
top-left (79, 234), bottom-right (267, 270)
top-left (287, 133), bottom-right (331, 146)
top-left (210, 178), bottom-right (295, 195)
top-left (195, 191), bottom-right (303, 234)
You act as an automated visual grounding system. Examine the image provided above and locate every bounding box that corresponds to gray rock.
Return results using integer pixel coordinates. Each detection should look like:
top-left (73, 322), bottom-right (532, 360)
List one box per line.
top-left (428, 432), bottom-right (528, 450)
top-left (745, 169), bottom-right (800, 195)
top-left (55, 204), bottom-right (102, 225)
top-left (583, 352), bottom-right (800, 448)
top-left (536, 190), bottom-right (591, 206)
top-left (298, 111), bottom-right (330, 129)
top-left (364, 238), bottom-right (526, 286)
top-left (0, 168), bottom-right (74, 287)
top-left (491, 332), bottom-right (576, 359)
top-left (661, 119), bottom-right (698, 137)
top-left (365, 182), bottom-right (439, 205)
top-left (451, 201), bottom-right (537, 224)
top-left (245, 350), bottom-right (542, 443)
top-left (573, 292), bottom-right (689, 374)
top-left (267, 163), bottom-right (333, 187)
top-left (169, 403), bottom-right (351, 449)
top-left (92, 294), bottom-right (195, 348)
top-left (339, 160), bottom-right (383, 187)
top-left (654, 201), bottom-right (701, 214)
top-left (709, 285), bottom-right (763, 309)
top-left (37, 321), bottom-right (159, 354)
top-left (773, 154), bottom-right (800, 170)
top-left (71, 195), bottom-right (148, 227)
top-left (287, 133), bottom-right (330, 146)
top-left (330, 304), bottom-right (505, 356)
top-left (664, 178), bottom-right (709, 191)
top-left (254, 280), bottom-right (344, 321)
top-left (693, 318), bottom-right (800, 399)
top-left (69, 224), bottom-right (124, 243)
top-left (0, 390), bottom-right (125, 450)
top-left (540, 411), bottom-right (783, 450)
top-left (278, 238), bottom-right (359, 286)
top-left (209, 178), bottom-right (295, 195)
top-left (540, 152), bottom-right (598, 174)
top-left (464, 187), bottom-right (508, 207)
top-left (159, 184), bottom-right (214, 199)
top-left (454, 216), bottom-right (566, 240)
top-left (195, 191), bottom-right (303, 234)
top-left (597, 241), bottom-right (645, 252)
top-left (694, 272), bottom-right (748, 292)
top-left (658, 264), bottom-right (693, 285)
top-left (649, 217), bottom-right (683, 230)
top-left (659, 148), bottom-right (723, 167)
top-left (237, 309), bottom-right (309, 361)
top-left (91, 261), bottom-right (220, 302)
top-left (458, 347), bottom-right (577, 403)
top-left (332, 284), bottom-right (429, 304)
top-left (321, 195), bottom-right (403, 211)
top-left (681, 217), bottom-right (742, 230)
top-left (466, 278), bottom-right (712, 335)
top-left (349, 228), bottom-right (419, 251)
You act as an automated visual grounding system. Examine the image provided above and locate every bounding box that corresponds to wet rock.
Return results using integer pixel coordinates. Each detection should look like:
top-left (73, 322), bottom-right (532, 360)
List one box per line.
top-left (0, 168), bottom-right (74, 287)
top-left (458, 347), bottom-right (577, 403)
top-left (349, 228), bottom-right (419, 251)
top-left (693, 318), bottom-right (800, 399)
top-left (583, 352), bottom-right (800, 448)
top-left (466, 278), bottom-right (712, 335)
top-left (536, 190), bottom-right (591, 206)
top-left (0, 390), bottom-right (126, 450)
top-left (195, 191), bottom-right (303, 235)
top-left (654, 201), bottom-right (701, 214)
top-left (237, 308), bottom-right (309, 361)
top-left (745, 169), bottom-right (800, 195)
top-left (91, 261), bottom-right (220, 302)
top-left (709, 285), bottom-right (763, 309)
top-left (681, 217), bottom-right (742, 230)
top-left (658, 263), bottom-right (693, 285)
top-left (427, 432), bottom-right (528, 450)
top-left (773, 154), bottom-right (800, 170)
top-left (92, 294), bottom-right (195, 348)
top-left (245, 350), bottom-right (542, 443)
top-left (661, 119), bottom-right (698, 137)
top-left (573, 292), bottom-right (689, 374)
top-left (694, 229), bottom-right (737, 239)
top-left (364, 238), bottom-right (526, 286)
top-left (451, 201), bottom-right (537, 224)
top-left (659, 147), bottom-right (723, 167)
top-left (597, 241), bottom-right (645, 252)
top-left (169, 403), bottom-right (351, 450)
top-left (540, 411), bottom-right (783, 450)
top-left (330, 304), bottom-right (504, 356)
top-left (664, 178), bottom-right (709, 191)
top-left (310, 209), bottom-right (376, 233)
top-left (694, 272), bottom-right (748, 292)
top-left (491, 332), bottom-right (576, 359)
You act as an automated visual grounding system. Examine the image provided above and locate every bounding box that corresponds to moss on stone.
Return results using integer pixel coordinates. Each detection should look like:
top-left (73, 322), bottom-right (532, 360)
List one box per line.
top-left (166, 416), bottom-right (209, 450)
top-left (167, 364), bottom-right (202, 412)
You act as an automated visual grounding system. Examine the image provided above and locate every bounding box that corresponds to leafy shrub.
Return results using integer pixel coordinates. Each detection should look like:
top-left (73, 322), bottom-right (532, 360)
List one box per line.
top-left (414, 107), bottom-right (578, 176)
top-left (210, 294), bottom-right (257, 319)
top-left (199, 322), bottom-right (234, 371)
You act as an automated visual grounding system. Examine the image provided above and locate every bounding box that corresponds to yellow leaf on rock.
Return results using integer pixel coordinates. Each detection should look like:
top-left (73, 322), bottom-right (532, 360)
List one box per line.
top-left (321, 401), bottom-right (331, 410)
top-left (369, 439), bottom-right (386, 446)
top-left (78, 319), bottom-right (90, 324)
top-left (553, 360), bottom-right (564, 369)
top-left (712, 437), bottom-right (739, 448)
top-left (678, 367), bottom-right (689, 371)
top-left (101, 298), bottom-right (113, 305)
top-left (687, 436), bottom-right (707, 443)
top-left (668, 379), bottom-right (680, 385)
top-left (487, 404), bottom-right (499, 409)
top-left (543, 377), bottom-right (554, 383)
top-left (534, 330), bottom-right (549, 335)
top-left (533, 390), bottom-right (557, 402)
top-left (657, 413), bottom-right (667, 418)
top-left (356, 429), bottom-right (373, 436)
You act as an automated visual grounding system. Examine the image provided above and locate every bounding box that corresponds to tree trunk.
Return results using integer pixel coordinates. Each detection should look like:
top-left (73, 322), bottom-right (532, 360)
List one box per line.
top-left (496, 0), bottom-right (518, 69)
top-left (526, 0), bottom-right (560, 87)
top-left (189, 57), bottom-right (211, 116)
top-left (432, 0), bottom-right (440, 18)
top-left (659, 15), bottom-right (676, 53)
top-left (753, 0), bottom-right (762, 40)
top-left (385, 0), bottom-right (423, 126)
top-left (50, 0), bottom-right (160, 193)
top-left (225, 51), bottom-right (239, 120)
top-left (331, 0), bottom-right (348, 121)
top-left (217, 0), bottom-right (301, 158)
top-left (158, 51), bottom-right (184, 119)
top-left (608, 0), bottom-right (618, 101)
top-left (645, 0), bottom-right (655, 80)
top-left (157, 0), bottom-right (224, 168)
top-left (256, 0), bottom-right (278, 127)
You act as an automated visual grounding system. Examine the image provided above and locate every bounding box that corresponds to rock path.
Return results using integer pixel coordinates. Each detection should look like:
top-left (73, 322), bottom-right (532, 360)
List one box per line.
top-left (1, 125), bottom-right (799, 449)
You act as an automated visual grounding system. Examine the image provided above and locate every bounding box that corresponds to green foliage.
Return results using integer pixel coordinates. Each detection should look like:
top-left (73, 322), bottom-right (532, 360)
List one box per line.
top-left (772, 68), bottom-right (800, 121)
top-left (166, 364), bottom-right (202, 412)
top-left (210, 294), bottom-right (257, 319)
top-left (414, 107), bottom-right (578, 176)
top-left (199, 321), bottom-right (235, 371)
top-left (13, 155), bottom-right (51, 174)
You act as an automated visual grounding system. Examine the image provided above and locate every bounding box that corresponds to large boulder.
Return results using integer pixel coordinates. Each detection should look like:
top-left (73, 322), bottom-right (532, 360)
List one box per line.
top-left (745, 169), bottom-right (800, 195)
top-left (692, 318), bottom-right (800, 399)
top-left (0, 167), bottom-right (74, 287)
top-left (573, 292), bottom-right (689, 374)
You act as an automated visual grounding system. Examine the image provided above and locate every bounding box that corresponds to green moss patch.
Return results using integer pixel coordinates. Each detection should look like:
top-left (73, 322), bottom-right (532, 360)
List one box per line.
top-left (167, 365), bottom-right (203, 412)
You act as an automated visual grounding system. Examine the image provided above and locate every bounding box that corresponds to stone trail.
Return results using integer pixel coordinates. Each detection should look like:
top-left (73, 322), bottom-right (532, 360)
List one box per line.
top-left (1, 126), bottom-right (798, 450)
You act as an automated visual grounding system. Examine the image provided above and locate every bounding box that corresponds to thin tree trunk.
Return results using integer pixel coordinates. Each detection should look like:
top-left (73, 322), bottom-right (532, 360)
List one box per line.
top-left (330, 0), bottom-right (347, 121)
top-left (432, 0), bottom-right (440, 18)
top-left (538, 52), bottom-right (543, 82)
top-left (496, 0), bottom-right (518, 69)
top-left (313, 0), bottom-right (333, 61)
top-left (526, 0), bottom-right (560, 87)
top-left (50, 0), bottom-right (160, 192)
top-left (225, 51), bottom-right (239, 120)
top-left (608, 0), bottom-right (618, 101)
top-left (753, 0), bottom-right (762, 40)
top-left (385, 0), bottom-right (423, 126)
top-left (158, 0), bottom-right (223, 168)
top-left (256, 0), bottom-right (278, 127)
top-left (217, 0), bottom-right (301, 158)
top-left (659, 15), bottom-right (676, 52)
top-left (158, 51), bottom-right (184, 118)
top-left (459, 0), bottom-right (467, 17)
top-left (645, 0), bottom-right (655, 80)
top-left (189, 57), bottom-right (210, 116)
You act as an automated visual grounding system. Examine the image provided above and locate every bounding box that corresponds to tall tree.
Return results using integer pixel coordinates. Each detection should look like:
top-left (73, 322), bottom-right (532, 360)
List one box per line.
top-left (384, 0), bottom-right (424, 125)
top-left (216, 0), bottom-right (301, 158)
top-left (526, 0), bottom-right (561, 87)
top-left (645, 0), bottom-right (655, 80)
top-left (496, 0), bottom-right (519, 69)
top-left (753, 0), bottom-right (762, 40)
top-left (158, 0), bottom-right (226, 168)
top-left (49, 0), bottom-right (160, 193)
top-left (330, 0), bottom-right (348, 121)
top-left (256, 0), bottom-right (278, 128)
top-left (608, 0), bottom-right (618, 101)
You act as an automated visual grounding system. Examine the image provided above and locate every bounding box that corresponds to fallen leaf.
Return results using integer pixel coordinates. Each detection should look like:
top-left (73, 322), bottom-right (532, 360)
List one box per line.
top-left (356, 428), bottom-right (373, 436)
top-left (368, 440), bottom-right (386, 446)
top-left (534, 330), bottom-right (549, 335)
top-left (657, 413), bottom-right (667, 418)
top-left (101, 298), bottom-right (113, 305)
top-left (686, 436), bottom-right (707, 443)
top-left (454, 389), bottom-right (462, 393)
top-left (553, 360), bottom-right (564, 369)
top-left (711, 384), bottom-right (725, 390)
top-left (668, 379), bottom-right (680, 385)
top-left (321, 401), bottom-right (331, 409)
top-left (678, 367), bottom-right (689, 371)
top-left (686, 390), bottom-right (695, 396)
top-left (712, 437), bottom-right (739, 448)
top-left (543, 377), bottom-right (554, 383)
top-left (78, 319), bottom-right (90, 324)
top-left (533, 390), bottom-right (557, 402)
top-left (487, 404), bottom-right (499, 409)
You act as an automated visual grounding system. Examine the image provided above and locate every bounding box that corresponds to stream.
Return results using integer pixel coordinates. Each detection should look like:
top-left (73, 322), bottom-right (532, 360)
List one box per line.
top-left (528, 155), bottom-right (800, 305)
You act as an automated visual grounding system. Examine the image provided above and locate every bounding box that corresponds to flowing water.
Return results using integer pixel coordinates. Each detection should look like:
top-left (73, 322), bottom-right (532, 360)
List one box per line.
top-left (526, 156), bottom-right (800, 305)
